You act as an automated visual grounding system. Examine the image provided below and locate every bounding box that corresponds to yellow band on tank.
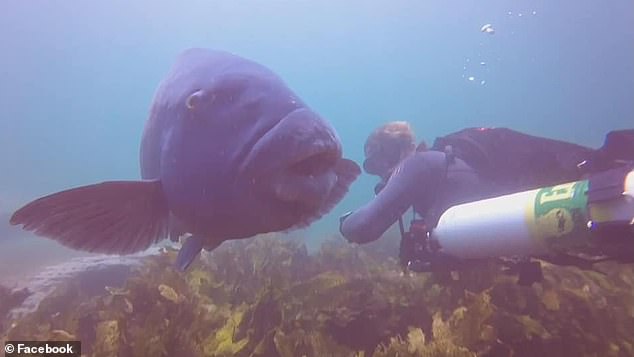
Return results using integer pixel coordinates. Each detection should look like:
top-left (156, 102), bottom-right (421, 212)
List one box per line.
top-left (525, 180), bottom-right (591, 251)
top-left (588, 204), bottom-right (612, 223)
top-left (524, 189), bottom-right (546, 249)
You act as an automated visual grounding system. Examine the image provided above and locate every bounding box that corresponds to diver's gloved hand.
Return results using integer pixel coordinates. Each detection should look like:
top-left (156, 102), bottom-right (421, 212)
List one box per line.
top-left (374, 181), bottom-right (386, 195)
top-left (339, 211), bottom-right (354, 241)
top-left (374, 176), bottom-right (390, 195)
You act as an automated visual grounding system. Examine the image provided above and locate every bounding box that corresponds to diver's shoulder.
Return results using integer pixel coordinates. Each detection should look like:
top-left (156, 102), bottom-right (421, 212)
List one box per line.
top-left (411, 150), bottom-right (475, 171)
top-left (412, 149), bottom-right (446, 160)
top-left (406, 150), bottom-right (449, 169)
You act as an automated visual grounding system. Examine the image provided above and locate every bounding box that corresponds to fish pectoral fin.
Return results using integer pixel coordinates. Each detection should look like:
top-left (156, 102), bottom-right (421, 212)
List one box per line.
top-left (175, 235), bottom-right (204, 271)
top-left (10, 180), bottom-right (169, 255)
top-left (174, 236), bottom-right (225, 271)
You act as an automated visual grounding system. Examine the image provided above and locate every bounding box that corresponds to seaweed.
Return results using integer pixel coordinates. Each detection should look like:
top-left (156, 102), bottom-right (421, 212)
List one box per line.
top-left (3, 234), bottom-right (634, 357)
top-left (0, 285), bottom-right (31, 331)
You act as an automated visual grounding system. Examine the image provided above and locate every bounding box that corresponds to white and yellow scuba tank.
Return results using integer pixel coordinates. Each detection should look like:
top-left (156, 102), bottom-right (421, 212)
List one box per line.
top-left (429, 165), bottom-right (634, 260)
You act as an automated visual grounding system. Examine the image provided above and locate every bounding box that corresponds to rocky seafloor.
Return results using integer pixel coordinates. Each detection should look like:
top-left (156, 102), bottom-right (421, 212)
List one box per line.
top-left (2, 234), bottom-right (634, 357)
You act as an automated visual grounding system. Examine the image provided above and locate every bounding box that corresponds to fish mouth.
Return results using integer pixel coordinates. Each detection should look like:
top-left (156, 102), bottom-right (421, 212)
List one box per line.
top-left (271, 139), bottom-right (361, 230)
top-left (280, 156), bottom-right (360, 230)
top-left (269, 124), bottom-right (343, 210)
top-left (240, 108), bottom-right (342, 176)
top-left (273, 149), bottom-right (341, 208)
top-left (287, 145), bottom-right (341, 177)
top-left (240, 107), bottom-right (349, 211)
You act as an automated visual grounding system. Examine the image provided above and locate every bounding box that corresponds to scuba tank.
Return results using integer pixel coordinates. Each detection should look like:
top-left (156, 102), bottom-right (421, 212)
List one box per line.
top-left (429, 164), bottom-right (634, 261)
top-left (396, 129), bottom-right (634, 282)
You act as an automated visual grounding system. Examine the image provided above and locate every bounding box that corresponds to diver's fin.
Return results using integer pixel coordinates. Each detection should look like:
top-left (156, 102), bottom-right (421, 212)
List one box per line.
top-left (539, 253), bottom-right (597, 271)
top-left (516, 261), bottom-right (544, 286)
top-left (10, 180), bottom-right (169, 254)
top-left (175, 235), bottom-right (204, 271)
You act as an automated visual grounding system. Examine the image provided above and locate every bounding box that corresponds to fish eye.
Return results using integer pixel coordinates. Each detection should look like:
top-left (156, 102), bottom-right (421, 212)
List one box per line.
top-left (185, 89), bottom-right (204, 110)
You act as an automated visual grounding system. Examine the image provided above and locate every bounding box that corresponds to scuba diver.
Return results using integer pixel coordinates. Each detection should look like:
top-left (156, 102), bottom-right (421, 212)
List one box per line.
top-left (339, 122), bottom-right (634, 284)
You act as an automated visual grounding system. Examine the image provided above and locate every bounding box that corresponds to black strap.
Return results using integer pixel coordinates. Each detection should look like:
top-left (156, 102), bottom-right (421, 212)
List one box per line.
top-left (398, 151), bottom-right (455, 271)
top-left (587, 162), bottom-right (634, 203)
top-left (399, 150), bottom-right (454, 234)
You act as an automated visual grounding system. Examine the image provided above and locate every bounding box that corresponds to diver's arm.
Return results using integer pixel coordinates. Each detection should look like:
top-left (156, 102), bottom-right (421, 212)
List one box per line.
top-left (340, 151), bottom-right (447, 244)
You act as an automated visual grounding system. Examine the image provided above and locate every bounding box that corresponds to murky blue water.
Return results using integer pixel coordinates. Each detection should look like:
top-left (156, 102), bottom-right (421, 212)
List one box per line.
top-left (1, 0), bottom-right (632, 279)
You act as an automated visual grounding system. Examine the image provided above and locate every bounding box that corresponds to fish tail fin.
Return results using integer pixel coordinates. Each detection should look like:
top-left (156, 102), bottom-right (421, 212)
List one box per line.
top-left (10, 180), bottom-right (169, 255)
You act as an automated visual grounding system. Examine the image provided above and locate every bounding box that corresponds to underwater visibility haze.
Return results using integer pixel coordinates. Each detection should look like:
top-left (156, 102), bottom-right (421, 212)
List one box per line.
top-left (1, 1), bottom-right (634, 356)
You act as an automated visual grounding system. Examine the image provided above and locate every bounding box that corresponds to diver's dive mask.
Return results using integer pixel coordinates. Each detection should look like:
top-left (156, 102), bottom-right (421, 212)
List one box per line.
top-left (363, 144), bottom-right (402, 176)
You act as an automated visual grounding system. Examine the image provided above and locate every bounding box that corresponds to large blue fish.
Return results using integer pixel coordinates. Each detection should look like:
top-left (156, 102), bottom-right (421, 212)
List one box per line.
top-left (10, 48), bottom-right (360, 270)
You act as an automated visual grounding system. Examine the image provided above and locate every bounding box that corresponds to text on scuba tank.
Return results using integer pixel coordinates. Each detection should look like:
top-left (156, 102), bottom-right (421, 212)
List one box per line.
top-left (539, 182), bottom-right (577, 205)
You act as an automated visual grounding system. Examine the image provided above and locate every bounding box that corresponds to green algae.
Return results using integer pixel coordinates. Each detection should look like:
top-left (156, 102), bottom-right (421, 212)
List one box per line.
top-left (2, 234), bottom-right (634, 356)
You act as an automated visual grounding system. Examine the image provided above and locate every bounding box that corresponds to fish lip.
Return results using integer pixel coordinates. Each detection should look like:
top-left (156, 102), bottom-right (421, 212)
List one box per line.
top-left (284, 142), bottom-right (341, 176)
top-left (284, 157), bottom-right (361, 230)
top-left (237, 121), bottom-right (283, 177)
top-left (270, 149), bottom-right (344, 212)
top-left (239, 108), bottom-right (342, 177)
top-left (238, 107), bottom-right (343, 211)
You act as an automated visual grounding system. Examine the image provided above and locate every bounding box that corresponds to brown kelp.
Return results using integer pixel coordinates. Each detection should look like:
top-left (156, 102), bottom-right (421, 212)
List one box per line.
top-left (3, 233), bottom-right (634, 356)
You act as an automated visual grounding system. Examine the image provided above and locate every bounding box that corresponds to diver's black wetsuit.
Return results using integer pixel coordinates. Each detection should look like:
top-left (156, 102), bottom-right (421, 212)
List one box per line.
top-left (340, 127), bottom-right (632, 244)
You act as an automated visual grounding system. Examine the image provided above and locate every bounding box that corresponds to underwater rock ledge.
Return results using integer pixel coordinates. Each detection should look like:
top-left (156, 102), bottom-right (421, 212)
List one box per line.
top-left (2, 248), bottom-right (162, 320)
